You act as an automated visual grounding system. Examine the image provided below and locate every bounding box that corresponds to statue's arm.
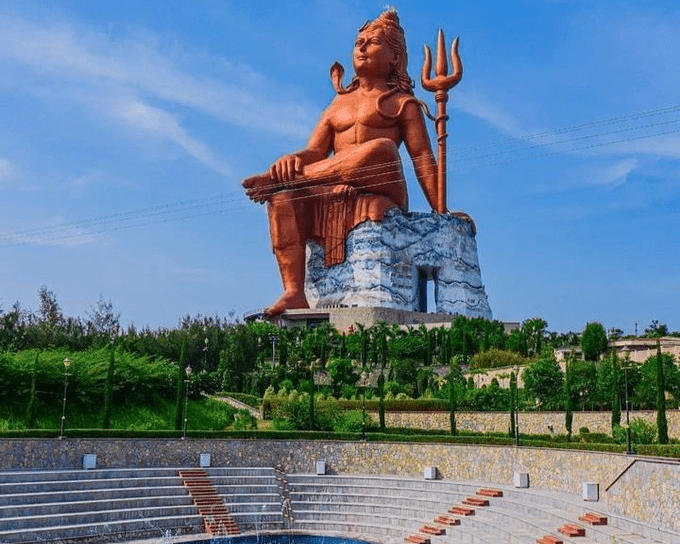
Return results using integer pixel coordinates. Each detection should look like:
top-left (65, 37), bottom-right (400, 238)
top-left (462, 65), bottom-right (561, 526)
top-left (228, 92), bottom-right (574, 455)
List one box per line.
top-left (400, 101), bottom-right (439, 211)
top-left (270, 109), bottom-right (334, 184)
top-left (243, 106), bottom-right (334, 202)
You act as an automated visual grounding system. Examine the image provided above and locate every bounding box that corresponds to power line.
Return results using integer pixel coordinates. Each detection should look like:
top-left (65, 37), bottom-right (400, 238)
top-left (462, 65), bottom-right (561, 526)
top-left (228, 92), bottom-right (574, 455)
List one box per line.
top-left (2, 104), bottom-right (679, 246)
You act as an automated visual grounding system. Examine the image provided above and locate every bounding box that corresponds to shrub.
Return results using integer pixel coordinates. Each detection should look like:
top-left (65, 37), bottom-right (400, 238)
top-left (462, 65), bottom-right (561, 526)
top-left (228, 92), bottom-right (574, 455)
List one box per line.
top-left (271, 418), bottom-right (296, 431)
top-left (613, 418), bottom-right (657, 445)
top-left (334, 410), bottom-right (374, 433)
top-left (232, 409), bottom-right (258, 430)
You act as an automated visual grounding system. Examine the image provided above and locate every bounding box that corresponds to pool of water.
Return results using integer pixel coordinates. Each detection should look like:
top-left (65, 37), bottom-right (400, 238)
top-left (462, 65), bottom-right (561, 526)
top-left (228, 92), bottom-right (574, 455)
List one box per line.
top-left (181, 535), bottom-right (374, 544)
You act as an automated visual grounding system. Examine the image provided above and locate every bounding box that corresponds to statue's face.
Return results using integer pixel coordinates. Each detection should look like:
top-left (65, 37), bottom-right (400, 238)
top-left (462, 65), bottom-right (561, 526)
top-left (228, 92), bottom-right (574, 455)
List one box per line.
top-left (353, 28), bottom-right (396, 79)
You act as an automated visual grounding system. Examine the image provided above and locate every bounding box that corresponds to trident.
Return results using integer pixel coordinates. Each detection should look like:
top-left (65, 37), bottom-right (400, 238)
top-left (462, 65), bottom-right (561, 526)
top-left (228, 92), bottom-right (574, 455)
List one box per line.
top-left (422, 30), bottom-right (463, 214)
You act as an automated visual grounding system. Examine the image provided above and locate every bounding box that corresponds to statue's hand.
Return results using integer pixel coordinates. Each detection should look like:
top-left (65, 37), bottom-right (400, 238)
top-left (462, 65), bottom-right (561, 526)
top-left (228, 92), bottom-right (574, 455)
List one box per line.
top-left (242, 173), bottom-right (278, 204)
top-left (270, 154), bottom-right (304, 184)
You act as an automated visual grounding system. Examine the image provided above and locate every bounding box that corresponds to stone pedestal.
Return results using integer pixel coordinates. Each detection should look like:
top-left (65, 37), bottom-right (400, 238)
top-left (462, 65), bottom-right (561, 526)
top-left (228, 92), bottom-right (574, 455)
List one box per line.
top-left (304, 209), bottom-right (492, 319)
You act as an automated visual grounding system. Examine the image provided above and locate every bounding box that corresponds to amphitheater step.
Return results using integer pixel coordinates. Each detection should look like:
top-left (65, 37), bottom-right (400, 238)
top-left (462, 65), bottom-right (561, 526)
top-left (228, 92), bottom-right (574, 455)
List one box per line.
top-left (558, 523), bottom-right (586, 537)
top-left (477, 488), bottom-right (503, 497)
top-left (178, 470), bottom-right (240, 536)
top-left (463, 497), bottom-right (490, 507)
top-left (579, 512), bottom-right (607, 525)
top-left (449, 505), bottom-right (475, 516)
top-left (434, 514), bottom-right (460, 526)
top-left (420, 524), bottom-right (445, 536)
top-left (537, 536), bottom-right (563, 544)
top-left (405, 534), bottom-right (430, 544)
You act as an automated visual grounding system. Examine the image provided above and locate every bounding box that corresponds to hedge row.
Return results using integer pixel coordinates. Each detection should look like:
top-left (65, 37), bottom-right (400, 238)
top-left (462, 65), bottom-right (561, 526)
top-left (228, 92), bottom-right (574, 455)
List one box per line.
top-left (261, 398), bottom-right (452, 414)
top-left (337, 399), bottom-right (450, 411)
top-left (636, 444), bottom-right (680, 458)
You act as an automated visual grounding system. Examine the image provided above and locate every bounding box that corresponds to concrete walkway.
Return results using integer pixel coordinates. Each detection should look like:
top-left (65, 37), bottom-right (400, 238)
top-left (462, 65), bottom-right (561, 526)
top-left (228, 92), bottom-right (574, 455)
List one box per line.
top-left (212, 396), bottom-right (262, 419)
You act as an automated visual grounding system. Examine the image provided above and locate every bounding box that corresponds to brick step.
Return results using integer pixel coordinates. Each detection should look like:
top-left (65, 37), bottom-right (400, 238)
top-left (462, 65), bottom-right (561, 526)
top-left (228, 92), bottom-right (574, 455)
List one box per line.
top-left (198, 507), bottom-right (230, 516)
top-left (477, 488), bottom-right (503, 497)
top-left (558, 524), bottom-right (585, 537)
top-left (179, 471), bottom-right (208, 478)
top-left (537, 536), bottom-right (563, 544)
top-left (463, 497), bottom-right (490, 507)
top-left (420, 525), bottom-right (445, 536)
top-left (405, 535), bottom-right (430, 544)
top-left (449, 505), bottom-right (475, 516)
top-left (205, 516), bottom-right (237, 525)
top-left (434, 514), bottom-right (460, 526)
top-left (205, 521), bottom-right (240, 535)
top-left (579, 513), bottom-right (607, 525)
top-left (178, 469), bottom-right (240, 536)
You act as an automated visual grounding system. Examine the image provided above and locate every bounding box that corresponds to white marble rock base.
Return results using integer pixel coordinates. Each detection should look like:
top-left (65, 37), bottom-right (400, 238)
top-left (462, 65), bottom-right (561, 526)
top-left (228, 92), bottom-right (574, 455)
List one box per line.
top-left (304, 209), bottom-right (492, 319)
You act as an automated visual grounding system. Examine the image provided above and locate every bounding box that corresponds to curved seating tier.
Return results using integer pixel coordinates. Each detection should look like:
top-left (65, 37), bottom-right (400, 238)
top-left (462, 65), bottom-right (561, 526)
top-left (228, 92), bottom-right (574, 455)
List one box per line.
top-left (0, 468), bottom-right (675, 544)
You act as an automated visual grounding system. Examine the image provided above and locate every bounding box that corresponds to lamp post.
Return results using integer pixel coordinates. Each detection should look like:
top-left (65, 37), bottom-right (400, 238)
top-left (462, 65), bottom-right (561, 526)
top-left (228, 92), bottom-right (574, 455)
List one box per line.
top-left (59, 358), bottom-right (71, 439)
top-left (182, 366), bottom-right (192, 439)
top-left (621, 346), bottom-right (632, 453)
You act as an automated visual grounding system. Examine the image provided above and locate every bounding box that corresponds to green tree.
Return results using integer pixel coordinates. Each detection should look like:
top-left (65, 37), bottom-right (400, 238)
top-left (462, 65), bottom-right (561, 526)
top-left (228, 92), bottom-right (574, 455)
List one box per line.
top-left (102, 344), bottom-right (115, 429)
top-left (522, 352), bottom-right (564, 409)
top-left (470, 348), bottom-right (527, 370)
top-left (174, 339), bottom-right (188, 431)
top-left (326, 358), bottom-right (359, 397)
top-left (610, 351), bottom-right (622, 430)
top-left (564, 355), bottom-right (573, 439)
top-left (522, 318), bottom-right (547, 357)
top-left (25, 352), bottom-right (39, 428)
top-left (645, 320), bottom-right (669, 338)
top-left (506, 328), bottom-right (528, 356)
top-left (377, 371), bottom-right (386, 429)
top-left (581, 322), bottom-right (608, 361)
top-left (570, 360), bottom-right (599, 410)
top-left (656, 342), bottom-right (669, 444)
top-left (509, 371), bottom-right (517, 439)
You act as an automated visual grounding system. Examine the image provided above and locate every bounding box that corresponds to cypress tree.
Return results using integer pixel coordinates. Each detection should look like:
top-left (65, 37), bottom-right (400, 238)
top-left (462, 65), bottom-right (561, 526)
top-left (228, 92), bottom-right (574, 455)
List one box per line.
top-left (378, 371), bottom-right (386, 430)
top-left (449, 372), bottom-right (457, 436)
top-left (307, 379), bottom-right (316, 431)
top-left (102, 344), bottom-right (115, 429)
top-left (656, 341), bottom-right (668, 444)
top-left (175, 339), bottom-right (187, 431)
top-left (564, 356), bottom-right (573, 440)
top-left (509, 371), bottom-right (517, 439)
top-left (611, 351), bottom-right (621, 431)
top-left (26, 352), bottom-right (39, 428)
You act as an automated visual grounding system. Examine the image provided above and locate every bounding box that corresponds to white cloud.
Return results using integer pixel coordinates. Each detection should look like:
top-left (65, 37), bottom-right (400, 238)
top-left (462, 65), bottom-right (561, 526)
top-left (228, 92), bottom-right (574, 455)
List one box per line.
top-left (112, 99), bottom-right (231, 177)
top-left (590, 159), bottom-right (638, 188)
top-left (0, 13), bottom-right (315, 176)
top-left (452, 91), bottom-right (523, 137)
top-left (0, 157), bottom-right (16, 182)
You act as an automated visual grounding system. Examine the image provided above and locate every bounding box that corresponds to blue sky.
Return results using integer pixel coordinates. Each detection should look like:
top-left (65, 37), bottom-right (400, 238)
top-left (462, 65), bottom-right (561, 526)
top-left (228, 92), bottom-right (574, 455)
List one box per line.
top-left (1, 1), bottom-right (679, 335)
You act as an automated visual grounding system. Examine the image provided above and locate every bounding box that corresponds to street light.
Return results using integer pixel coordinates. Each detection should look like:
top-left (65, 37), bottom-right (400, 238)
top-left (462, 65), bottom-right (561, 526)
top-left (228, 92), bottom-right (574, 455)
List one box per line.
top-left (59, 358), bottom-right (71, 439)
top-left (182, 366), bottom-right (192, 439)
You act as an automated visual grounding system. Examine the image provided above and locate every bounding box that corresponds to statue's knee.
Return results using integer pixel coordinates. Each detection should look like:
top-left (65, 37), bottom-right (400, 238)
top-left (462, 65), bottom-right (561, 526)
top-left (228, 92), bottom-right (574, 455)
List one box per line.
top-left (368, 138), bottom-right (399, 157)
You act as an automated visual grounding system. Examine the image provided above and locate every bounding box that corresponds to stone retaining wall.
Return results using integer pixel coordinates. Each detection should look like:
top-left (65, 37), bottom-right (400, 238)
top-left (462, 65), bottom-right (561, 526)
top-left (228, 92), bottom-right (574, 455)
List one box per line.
top-left (1, 438), bottom-right (678, 533)
top-left (378, 410), bottom-right (680, 437)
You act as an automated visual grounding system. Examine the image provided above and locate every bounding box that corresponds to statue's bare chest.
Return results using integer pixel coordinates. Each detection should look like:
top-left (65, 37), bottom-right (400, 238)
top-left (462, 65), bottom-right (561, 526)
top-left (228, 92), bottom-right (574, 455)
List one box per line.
top-left (329, 94), bottom-right (401, 138)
